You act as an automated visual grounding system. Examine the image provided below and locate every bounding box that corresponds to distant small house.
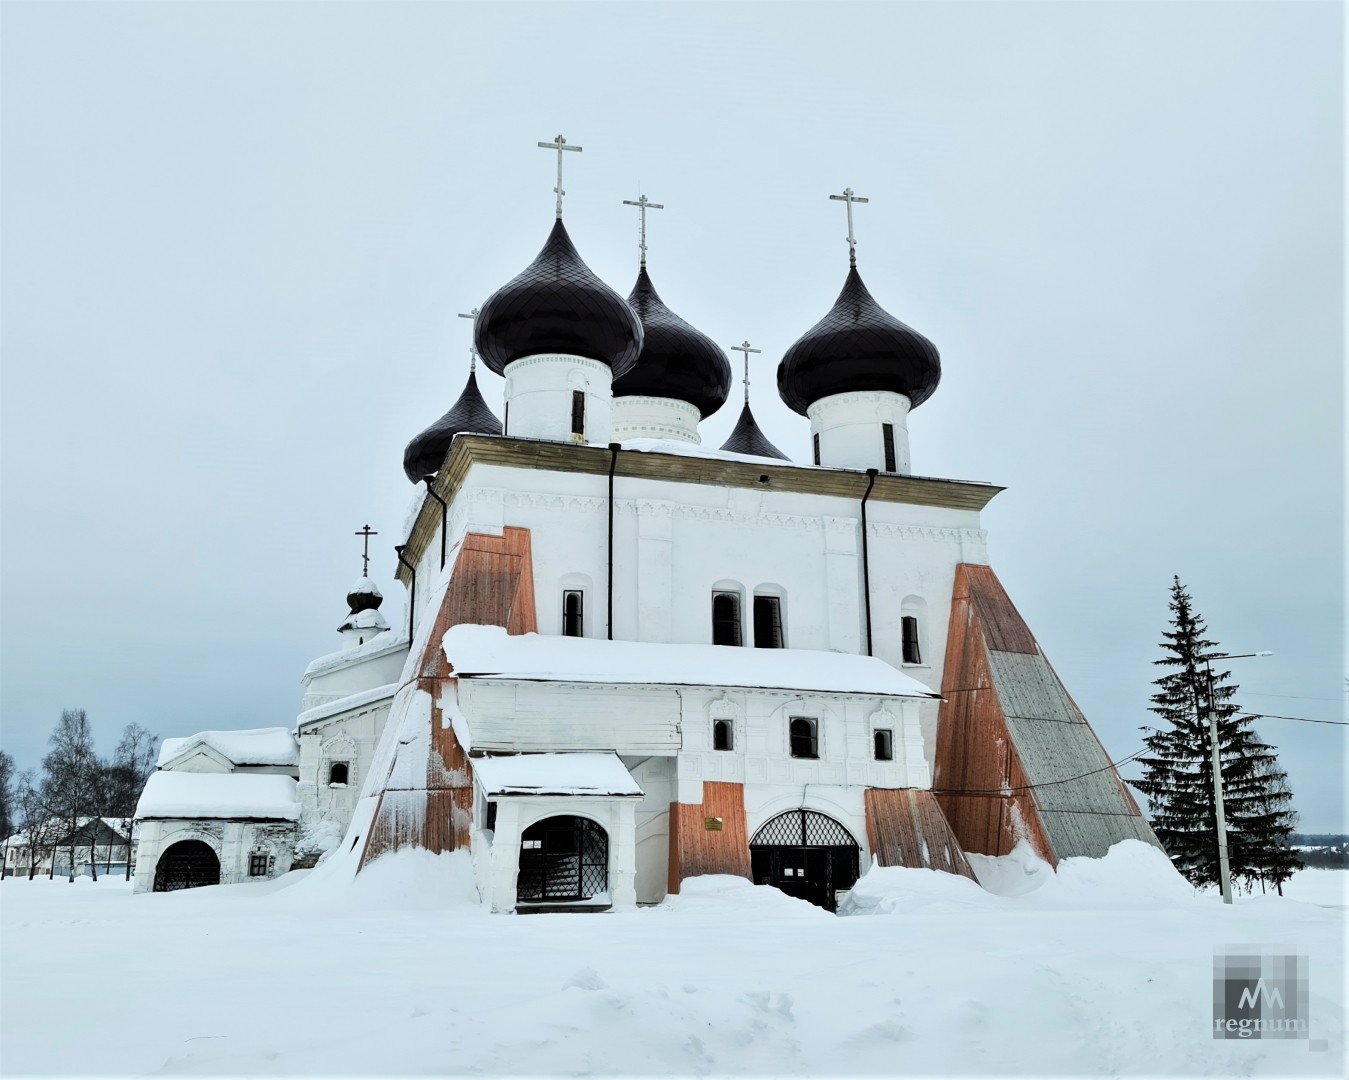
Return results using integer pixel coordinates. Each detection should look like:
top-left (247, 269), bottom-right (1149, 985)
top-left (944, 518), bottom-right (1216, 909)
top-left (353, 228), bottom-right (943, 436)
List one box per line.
top-left (3, 818), bottom-right (136, 879)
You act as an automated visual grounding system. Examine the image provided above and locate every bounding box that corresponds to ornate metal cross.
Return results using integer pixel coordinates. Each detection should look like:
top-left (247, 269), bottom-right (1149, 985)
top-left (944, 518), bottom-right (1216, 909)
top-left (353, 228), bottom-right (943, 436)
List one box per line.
top-left (829, 187), bottom-right (870, 266)
top-left (354, 524), bottom-right (378, 577)
top-left (537, 135), bottom-right (583, 219)
top-left (458, 308), bottom-right (479, 370)
top-left (731, 340), bottom-right (761, 405)
top-left (622, 194), bottom-right (665, 268)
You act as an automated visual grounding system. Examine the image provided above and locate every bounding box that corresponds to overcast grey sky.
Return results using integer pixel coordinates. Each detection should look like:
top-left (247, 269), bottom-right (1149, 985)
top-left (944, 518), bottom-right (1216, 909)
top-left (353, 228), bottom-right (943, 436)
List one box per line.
top-left (2, 2), bottom-right (1343, 830)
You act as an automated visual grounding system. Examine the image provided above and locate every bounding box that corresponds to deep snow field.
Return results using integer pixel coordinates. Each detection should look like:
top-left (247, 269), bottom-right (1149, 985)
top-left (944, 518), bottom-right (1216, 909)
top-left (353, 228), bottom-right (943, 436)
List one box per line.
top-left (1, 842), bottom-right (1343, 1078)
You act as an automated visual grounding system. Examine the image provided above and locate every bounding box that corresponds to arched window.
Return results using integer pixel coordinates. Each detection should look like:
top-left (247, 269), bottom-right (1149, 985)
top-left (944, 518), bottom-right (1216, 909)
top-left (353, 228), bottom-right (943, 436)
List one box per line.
top-left (874, 729), bottom-right (894, 761)
top-left (562, 590), bottom-right (584, 637)
top-left (789, 717), bottom-right (818, 759)
top-left (328, 762), bottom-right (349, 785)
top-left (712, 591), bottom-right (742, 646)
top-left (713, 719), bottom-right (733, 751)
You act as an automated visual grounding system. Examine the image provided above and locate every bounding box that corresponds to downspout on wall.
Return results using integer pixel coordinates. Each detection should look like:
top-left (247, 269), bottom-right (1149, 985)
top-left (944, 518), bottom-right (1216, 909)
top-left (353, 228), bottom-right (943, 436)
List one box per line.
top-left (607, 442), bottom-right (620, 640)
top-left (860, 467), bottom-right (878, 656)
top-left (394, 544), bottom-right (416, 642)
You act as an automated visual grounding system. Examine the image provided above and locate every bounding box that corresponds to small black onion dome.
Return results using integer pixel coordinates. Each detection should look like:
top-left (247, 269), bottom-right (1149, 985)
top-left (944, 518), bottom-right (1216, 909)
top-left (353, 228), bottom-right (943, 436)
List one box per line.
top-left (474, 219), bottom-right (642, 378)
top-left (776, 267), bottom-right (940, 416)
top-left (613, 269), bottom-right (731, 418)
top-left (720, 403), bottom-right (789, 460)
top-left (402, 370), bottom-right (502, 483)
top-left (346, 577), bottom-right (384, 614)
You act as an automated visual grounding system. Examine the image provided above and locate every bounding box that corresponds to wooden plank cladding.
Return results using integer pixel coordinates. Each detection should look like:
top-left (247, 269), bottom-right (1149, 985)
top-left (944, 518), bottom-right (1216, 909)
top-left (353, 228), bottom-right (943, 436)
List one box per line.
top-left (864, 788), bottom-right (978, 880)
top-left (667, 781), bottom-right (752, 893)
top-left (933, 563), bottom-right (1158, 865)
top-left (359, 527), bottom-right (538, 870)
top-left (399, 435), bottom-right (1002, 585)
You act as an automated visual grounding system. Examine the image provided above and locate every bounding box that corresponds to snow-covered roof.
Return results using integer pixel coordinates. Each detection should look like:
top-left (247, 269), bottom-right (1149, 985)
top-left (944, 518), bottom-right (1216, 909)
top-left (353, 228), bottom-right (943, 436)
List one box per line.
top-left (303, 632), bottom-right (409, 682)
top-left (296, 682), bottom-right (399, 730)
top-left (157, 727), bottom-right (298, 769)
top-left (348, 576), bottom-right (383, 599)
top-left (4, 817), bottom-right (134, 846)
top-left (620, 436), bottom-right (796, 467)
top-left (338, 608), bottom-right (389, 632)
top-left (442, 625), bottom-right (939, 698)
top-left (135, 772), bottom-right (301, 821)
top-left (472, 753), bottom-right (644, 798)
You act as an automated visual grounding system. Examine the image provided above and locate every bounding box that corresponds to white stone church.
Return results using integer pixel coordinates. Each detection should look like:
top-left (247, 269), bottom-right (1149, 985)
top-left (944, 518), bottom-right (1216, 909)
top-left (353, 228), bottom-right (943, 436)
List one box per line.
top-left (133, 144), bottom-right (1157, 909)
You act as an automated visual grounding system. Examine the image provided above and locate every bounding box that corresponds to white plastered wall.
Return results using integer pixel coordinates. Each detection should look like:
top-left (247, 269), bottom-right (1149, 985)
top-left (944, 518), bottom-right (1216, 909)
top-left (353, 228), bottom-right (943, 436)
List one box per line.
top-left (132, 819), bottom-right (296, 894)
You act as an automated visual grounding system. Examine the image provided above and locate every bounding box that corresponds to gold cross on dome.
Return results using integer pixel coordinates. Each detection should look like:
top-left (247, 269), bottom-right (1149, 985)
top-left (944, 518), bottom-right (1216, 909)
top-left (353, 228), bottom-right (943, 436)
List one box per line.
top-left (829, 187), bottom-right (870, 266)
top-left (537, 135), bottom-right (583, 219)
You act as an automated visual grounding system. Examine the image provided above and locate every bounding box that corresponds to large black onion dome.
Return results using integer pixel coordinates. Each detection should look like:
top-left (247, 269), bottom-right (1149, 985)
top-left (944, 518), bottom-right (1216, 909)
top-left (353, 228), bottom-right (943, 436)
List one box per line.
top-left (613, 269), bottom-right (731, 418)
top-left (776, 267), bottom-right (940, 416)
top-left (474, 219), bottom-right (642, 377)
top-left (345, 576), bottom-right (383, 614)
top-left (720, 403), bottom-right (789, 460)
top-left (402, 370), bottom-right (502, 482)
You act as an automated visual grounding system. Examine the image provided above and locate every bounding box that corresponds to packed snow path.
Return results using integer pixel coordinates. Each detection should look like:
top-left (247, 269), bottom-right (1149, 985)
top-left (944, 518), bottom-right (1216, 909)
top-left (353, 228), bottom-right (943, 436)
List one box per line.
top-left (1, 844), bottom-right (1343, 1077)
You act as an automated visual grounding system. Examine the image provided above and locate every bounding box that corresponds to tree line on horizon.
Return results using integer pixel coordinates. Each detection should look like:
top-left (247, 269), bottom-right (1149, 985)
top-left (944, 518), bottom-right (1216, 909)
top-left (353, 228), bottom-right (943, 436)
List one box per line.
top-left (0, 710), bottom-right (159, 882)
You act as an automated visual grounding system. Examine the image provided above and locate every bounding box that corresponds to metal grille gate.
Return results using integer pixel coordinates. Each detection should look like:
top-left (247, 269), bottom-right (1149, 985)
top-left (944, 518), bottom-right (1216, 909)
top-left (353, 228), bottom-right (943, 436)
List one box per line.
top-left (517, 816), bottom-right (608, 903)
top-left (749, 810), bottom-right (860, 912)
top-left (153, 839), bottom-right (221, 892)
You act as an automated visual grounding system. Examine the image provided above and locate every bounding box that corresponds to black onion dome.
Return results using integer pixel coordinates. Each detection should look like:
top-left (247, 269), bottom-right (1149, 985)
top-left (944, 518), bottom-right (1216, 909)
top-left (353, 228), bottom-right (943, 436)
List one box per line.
top-left (474, 219), bottom-right (642, 378)
top-left (346, 577), bottom-right (383, 614)
top-left (776, 267), bottom-right (940, 416)
top-left (402, 370), bottom-right (502, 483)
top-left (613, 269), bottom-right (731, 418)
top-left (719, 403), bottom-right (789, 460)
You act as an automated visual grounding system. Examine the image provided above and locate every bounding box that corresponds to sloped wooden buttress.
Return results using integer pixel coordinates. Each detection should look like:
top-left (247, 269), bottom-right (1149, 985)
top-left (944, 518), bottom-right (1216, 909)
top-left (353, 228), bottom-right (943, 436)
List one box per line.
top-left (360, 527), bottom-right (537, 868)
top-left (933, 563), bottom-right (1158, 864)
top-left (863, 789), bottom-right (978, 880)
top-left (667, 781), bottom-right (752, 893)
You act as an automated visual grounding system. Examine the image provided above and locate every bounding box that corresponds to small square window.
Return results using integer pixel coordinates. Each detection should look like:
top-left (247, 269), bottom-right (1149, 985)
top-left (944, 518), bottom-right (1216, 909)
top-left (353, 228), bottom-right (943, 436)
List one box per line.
top-left (328, 762), bottom-right (349, 785)
top-left (874, 729), bottom-right (894, 761)
top-left (249, 854), bottom-right (268, 877)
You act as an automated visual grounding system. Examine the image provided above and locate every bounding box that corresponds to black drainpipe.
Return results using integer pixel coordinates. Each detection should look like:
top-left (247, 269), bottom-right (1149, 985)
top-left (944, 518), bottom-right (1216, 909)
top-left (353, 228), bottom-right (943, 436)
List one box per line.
top-left (860, 468), bottom-right (878, 657)
top-left (607, 442), bottom-right (620, 640)
top-left (422, 476), bottom-right (448, 570)
top-left (394, 544), bottom-right (416, 642)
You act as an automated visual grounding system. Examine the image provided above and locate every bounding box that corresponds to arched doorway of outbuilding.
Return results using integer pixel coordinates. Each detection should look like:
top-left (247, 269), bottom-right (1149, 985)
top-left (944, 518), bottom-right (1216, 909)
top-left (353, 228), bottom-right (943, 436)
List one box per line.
top-left (750, 809), bottom-right (860, 912)
top-left (516, 815), bottom-right (608, 907)
top-left (153, 840), bottom-right (221, 892)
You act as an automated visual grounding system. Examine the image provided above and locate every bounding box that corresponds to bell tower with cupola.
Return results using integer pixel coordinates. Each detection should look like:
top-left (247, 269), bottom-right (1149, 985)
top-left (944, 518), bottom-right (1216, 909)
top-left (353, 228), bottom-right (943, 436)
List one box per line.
top-left (776, 188), bottom-right (940, 474)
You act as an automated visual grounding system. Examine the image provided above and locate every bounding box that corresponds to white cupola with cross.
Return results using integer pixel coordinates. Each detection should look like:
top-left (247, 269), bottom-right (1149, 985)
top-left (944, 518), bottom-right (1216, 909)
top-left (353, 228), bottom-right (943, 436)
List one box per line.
top-left (337, 525), bottom-right (389, 647)
top-left (473, 136), bottom-right (642, 445)
top-left (776, 189), bottom-right (941, 474)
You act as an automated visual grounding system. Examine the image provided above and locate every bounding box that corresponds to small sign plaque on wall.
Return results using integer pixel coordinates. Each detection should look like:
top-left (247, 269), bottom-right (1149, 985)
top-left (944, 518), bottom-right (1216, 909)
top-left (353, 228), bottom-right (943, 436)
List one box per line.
top-left (704, 817), bottom-right (724, 831)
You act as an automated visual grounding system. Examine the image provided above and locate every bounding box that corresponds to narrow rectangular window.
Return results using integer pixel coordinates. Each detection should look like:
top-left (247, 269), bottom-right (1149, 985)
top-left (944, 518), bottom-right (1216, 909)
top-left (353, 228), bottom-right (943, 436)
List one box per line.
top-left (789, 717), bottom-right (818, 759)
top-left (503, 402), bottom-right (509, 436)
top-left (249, 854), bottom-right (268, 877)
top-left (901, 615), bottom-right (922, 664)
top-left (753, 595), bottom-right (783, 648)
top-left (562, 590), bottom-right (584, 637)
top-left (812, 432), bottom-right (821, 466)
top-left (571, 390), bottom-right (585, 437)
top-left (485, 801), bottom-right (497, 833)
top-left (712, 592), bottom-right (742, 646)
top-left (713, 719), bottom-right (733, 751)
top-left (882, 423), bottom-right (897, 472)
top-left (874, 729), bottom-right (894, 761)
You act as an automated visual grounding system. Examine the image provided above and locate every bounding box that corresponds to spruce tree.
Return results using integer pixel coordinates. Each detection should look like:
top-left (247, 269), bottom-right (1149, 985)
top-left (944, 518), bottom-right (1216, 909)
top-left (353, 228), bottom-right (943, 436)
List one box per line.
top-left (1134, 577), bottom-right (1301, 892)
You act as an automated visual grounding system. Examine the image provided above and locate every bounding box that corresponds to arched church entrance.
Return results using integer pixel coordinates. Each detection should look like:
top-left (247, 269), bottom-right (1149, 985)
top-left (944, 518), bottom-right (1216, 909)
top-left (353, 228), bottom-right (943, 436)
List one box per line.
top-left (153, 839), bottom-right (221, 892)
top-left (517, 816), bottom-right (608, 903)
top-left (750, 810), bottom-right (860, 912)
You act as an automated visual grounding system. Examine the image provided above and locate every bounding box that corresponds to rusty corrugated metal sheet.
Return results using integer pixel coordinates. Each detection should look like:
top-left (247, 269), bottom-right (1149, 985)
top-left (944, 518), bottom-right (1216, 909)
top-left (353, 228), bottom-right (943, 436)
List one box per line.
top-left (359, 527), bottom-right (537, 870)
top-left (933, 564), bottom-right (1160, 865)
top-left (864, 788), bottom-right (978, 880)
top-left (667, 781), bottom-right (752, 893)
